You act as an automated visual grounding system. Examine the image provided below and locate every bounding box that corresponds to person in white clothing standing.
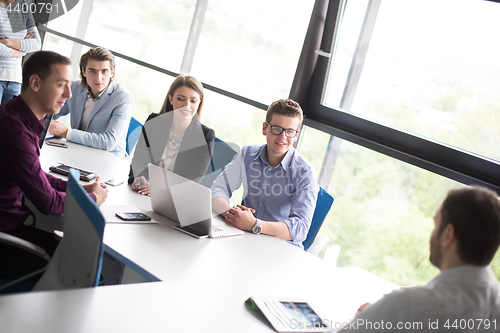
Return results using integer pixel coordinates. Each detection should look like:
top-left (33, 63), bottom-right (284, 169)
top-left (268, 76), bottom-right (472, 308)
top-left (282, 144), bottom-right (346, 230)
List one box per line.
top-left (0, 0), bottom-right (41, 103)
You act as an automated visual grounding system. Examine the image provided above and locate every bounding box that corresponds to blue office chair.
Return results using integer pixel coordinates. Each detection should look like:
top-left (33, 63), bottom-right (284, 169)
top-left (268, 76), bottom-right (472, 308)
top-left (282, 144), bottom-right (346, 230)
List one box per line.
top-left (33, 169), bottom-right (106, 291)
top-left (200, 137), bottom-right (238, 188)
top-left (302, 187), bottom-right (334, 251)
top-left (126, 117), bottom-right (143, 155)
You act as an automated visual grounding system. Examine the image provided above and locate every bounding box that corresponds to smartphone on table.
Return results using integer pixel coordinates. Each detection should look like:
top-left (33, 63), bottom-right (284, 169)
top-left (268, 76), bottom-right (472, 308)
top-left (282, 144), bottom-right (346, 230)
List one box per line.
top-left (115, 212), bottom-right (151, 221)
top-left (49, 163), bottom-right (96, 182)
top-left (46, 140), bottom-right (68, 148)
top-left (105, 179), bottom-right (124, 187)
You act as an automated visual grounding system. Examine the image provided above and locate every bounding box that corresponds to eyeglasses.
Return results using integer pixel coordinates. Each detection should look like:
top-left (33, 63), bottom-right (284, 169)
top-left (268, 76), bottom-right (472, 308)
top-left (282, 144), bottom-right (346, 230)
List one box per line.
top-left (265, 122), bottom-right (299, 138)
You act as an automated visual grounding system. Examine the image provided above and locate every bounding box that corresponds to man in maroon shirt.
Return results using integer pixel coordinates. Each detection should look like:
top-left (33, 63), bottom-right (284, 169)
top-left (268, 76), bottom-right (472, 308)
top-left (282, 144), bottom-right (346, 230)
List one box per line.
top-left (0, 51), bottom-right (108, 282)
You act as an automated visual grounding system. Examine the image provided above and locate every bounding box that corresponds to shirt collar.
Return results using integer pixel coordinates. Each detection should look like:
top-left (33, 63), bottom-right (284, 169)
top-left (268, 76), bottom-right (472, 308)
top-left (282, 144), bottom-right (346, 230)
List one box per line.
top-left (428, 265), bottom-right (497, 286)
top-left (15, 96), bottom-right (45, 135)
top-left (255, 144), bottom-right (295, 171)
top-left (280, 147), bottom-right (295, 171)
top-left (87, 83), bottom-right (109, 100)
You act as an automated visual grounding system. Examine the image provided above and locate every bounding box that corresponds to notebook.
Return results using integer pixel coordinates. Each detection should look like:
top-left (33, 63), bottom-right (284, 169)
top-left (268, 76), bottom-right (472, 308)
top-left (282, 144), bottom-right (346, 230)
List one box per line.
top-left (148, 163), bottom-right (244, 238)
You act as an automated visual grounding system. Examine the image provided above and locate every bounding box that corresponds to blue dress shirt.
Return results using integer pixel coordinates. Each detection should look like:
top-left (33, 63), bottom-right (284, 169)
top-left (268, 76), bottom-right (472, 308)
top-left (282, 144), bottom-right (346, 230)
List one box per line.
top-left (211, 144), bottom-right (318, 248)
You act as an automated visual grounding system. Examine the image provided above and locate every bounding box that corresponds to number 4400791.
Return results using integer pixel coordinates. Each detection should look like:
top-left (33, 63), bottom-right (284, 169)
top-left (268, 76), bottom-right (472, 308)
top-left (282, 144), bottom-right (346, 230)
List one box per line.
top-left (444, 319), bottom-right (497, 330)
top-left (6, 2), bottom-right (61, 14)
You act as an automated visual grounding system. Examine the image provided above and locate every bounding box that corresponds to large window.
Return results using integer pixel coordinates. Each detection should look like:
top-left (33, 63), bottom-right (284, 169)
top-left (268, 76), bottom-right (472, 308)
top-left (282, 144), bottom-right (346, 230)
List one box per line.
top-left (325, 0), bottom-right (500, 162)
top-left (191, 0), bottom-right (314, 104)
top-left (299, 127), bottom-right (476, 285)
top-left (46, 0), bottom-right (314, 105)
top-left (301, 0), bottom-right (500, 284)
top-left (87, 0), bottom-right (197, 72)
top-left (39, 0), bottom-right (500, 286)
top-left (42, 0), bottom-right (315, 131)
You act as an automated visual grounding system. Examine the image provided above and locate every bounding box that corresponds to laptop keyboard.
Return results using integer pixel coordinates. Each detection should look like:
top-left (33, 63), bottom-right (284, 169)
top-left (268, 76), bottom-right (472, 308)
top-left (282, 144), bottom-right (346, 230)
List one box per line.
top-left (212, 226), bottom-right (223, 232)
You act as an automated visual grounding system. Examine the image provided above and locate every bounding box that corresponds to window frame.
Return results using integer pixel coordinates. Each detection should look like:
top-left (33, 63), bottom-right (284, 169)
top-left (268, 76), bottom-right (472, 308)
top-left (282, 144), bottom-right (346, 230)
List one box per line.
top-left (295, 0), bottom-right (500, 193)
top-left (37, 0), bottom-right (500, 192)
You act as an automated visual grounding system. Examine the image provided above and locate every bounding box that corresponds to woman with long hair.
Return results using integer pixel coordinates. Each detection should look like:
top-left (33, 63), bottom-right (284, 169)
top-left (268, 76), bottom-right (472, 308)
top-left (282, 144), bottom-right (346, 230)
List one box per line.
top-left (129, 75), bottom-right (215, 195)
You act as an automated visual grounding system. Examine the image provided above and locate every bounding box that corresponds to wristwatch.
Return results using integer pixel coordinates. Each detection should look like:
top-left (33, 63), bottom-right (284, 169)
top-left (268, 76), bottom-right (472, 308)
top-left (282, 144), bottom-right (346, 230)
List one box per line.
top-left (252, 218), bottom-right (262, 234)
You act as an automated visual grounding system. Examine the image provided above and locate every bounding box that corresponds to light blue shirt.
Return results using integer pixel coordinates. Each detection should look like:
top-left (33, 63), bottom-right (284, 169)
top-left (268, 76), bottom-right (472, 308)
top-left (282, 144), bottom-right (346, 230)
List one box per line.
top-left (211, 144), bottom-right (318, 248)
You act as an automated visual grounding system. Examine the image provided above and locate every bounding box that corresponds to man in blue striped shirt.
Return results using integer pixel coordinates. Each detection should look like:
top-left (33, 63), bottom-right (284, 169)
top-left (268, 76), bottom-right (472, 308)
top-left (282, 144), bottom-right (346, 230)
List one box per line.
top-left (212, 99), bottom-right (318, 248)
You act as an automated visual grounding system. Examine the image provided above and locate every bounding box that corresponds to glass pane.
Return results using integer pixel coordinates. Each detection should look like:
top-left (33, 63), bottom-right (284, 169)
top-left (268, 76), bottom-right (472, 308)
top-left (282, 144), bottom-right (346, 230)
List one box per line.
top-left (325, 0), bottom-right (500, 162)
top-left (42, 29), bottom-right (75, 60)
top-left (202, 90), bottom-right (267, 203)
top-left (299, 131), bottom-right (500, 285)
top-left (202, 89), bottom-right (265, 149)
top-left (46, 0), bottom-right (84, 35)
top-left (43, 38), bottom-right (174, 123)
top-left (43, 0), bottom-right (84, 56)
top-left (85, 0), bottom-right (196, 72)
top-left (112, 57), bottom-right (175, 123)
top-left (296, 126), bottom-right (330, 179)
top-left (191, 0), bottom-right (315, 105)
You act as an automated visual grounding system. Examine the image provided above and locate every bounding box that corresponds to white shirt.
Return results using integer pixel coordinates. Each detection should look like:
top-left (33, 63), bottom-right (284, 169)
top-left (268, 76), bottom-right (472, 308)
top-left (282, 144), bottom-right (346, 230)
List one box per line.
top-left (339, 265), bottom-right (500, 332)
top-left (159, 132), bottom-right (184, 172)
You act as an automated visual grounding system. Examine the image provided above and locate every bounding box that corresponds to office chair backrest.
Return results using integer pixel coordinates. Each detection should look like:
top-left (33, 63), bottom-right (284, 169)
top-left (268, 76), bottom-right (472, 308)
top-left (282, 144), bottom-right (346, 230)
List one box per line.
top-left (126, 117), bottom-right (143, 155)
top-left (200, 137), bottom-right (238, 188)
top-left (302, 187), bottom-right (334, 251)
top-left (0, 232), bottom-right (51, 294)
top-left (33, 169), bottom-right (106, 291)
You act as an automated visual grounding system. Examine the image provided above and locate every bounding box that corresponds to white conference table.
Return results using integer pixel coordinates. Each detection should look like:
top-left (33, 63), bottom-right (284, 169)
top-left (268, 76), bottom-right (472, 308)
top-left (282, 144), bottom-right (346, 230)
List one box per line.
top-left (0, 141), bottom-right (397, 333)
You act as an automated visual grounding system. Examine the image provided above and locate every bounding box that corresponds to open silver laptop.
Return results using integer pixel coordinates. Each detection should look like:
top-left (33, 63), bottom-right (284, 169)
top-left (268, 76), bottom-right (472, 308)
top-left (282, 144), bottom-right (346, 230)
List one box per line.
top-left (148, 163), bottom-right (244, 238)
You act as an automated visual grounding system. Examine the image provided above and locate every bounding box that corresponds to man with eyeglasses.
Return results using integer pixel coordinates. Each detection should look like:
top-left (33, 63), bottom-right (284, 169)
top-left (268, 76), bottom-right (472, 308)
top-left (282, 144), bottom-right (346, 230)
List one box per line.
top-left (211, 99), bottom-right (319, 248)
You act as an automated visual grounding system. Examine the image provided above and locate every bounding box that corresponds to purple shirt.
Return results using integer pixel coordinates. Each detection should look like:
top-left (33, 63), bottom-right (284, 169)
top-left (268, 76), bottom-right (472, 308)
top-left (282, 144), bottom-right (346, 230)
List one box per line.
top-left (0, 96), bottom-right (93, 231)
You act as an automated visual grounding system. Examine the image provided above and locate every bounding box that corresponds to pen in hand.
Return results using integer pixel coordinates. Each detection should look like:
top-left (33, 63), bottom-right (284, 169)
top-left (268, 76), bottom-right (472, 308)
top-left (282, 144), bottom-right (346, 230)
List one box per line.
top-left (134, 180), bottom-right (150, 187)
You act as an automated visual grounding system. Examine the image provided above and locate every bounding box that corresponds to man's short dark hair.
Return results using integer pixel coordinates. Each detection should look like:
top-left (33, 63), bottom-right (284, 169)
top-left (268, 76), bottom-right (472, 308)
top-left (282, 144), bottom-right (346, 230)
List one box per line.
top-left (440, 186), bottom-right (500, 265)
top-left (266, 99), bottom-right (304, 128)
top-left (21, 51), bottom-right (71, 92)
top-left (79, 47), bottom-right (115, 89)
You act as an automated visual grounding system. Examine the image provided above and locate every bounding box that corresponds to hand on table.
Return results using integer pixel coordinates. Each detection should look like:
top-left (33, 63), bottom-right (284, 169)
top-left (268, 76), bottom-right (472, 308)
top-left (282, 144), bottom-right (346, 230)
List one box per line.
top-left (225, 204), bottom-right (256, 231)
top-left (83, 176), bottom-right (108, 205)
top-left (131, 176), bottom-right (150, 196)
top-left (49, 120), bottom-right (68, 138)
